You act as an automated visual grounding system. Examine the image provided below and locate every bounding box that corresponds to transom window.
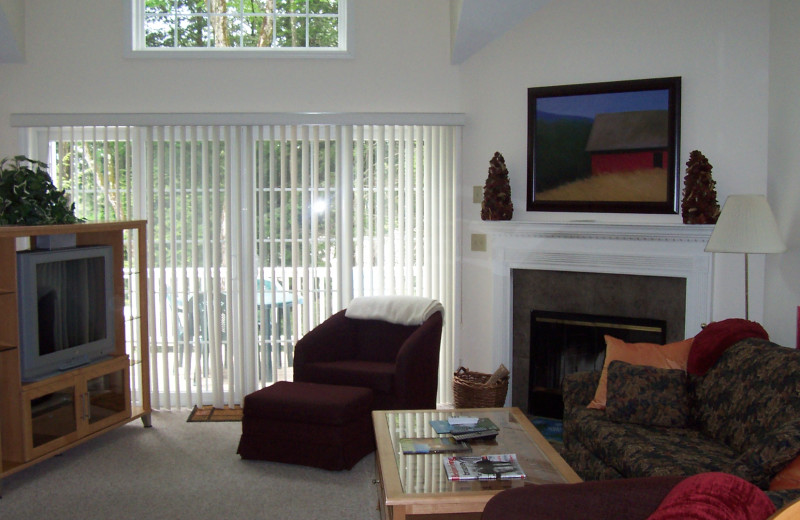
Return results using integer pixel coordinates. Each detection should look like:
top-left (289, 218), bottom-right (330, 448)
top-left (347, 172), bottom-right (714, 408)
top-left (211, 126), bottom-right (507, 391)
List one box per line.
top-left (130, 0), bottom-right (347, 55)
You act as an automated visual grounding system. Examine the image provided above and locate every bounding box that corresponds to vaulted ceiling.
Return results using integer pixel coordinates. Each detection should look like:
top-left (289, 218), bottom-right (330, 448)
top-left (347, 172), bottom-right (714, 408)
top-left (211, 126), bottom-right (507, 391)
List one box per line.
top-left (450, 0), bottom-right (552, 64)
top-left (0, 0), bottom-right (24, 63)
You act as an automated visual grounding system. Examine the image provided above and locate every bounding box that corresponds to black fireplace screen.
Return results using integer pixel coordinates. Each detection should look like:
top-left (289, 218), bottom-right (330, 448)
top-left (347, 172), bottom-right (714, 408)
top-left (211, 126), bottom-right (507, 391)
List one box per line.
top-left (529, 310), bottom-right (666, 418)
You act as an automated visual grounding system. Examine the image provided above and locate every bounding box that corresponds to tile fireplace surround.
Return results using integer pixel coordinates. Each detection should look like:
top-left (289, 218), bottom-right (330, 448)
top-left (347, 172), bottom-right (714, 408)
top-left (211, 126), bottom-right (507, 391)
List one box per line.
top-left (475, 221), bottom-right (715, 407)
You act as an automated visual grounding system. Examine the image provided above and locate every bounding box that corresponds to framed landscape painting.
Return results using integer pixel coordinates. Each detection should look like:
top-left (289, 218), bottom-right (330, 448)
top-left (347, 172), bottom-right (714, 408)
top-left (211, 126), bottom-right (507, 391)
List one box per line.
top-left (526, 77), bottom-right (681, 213)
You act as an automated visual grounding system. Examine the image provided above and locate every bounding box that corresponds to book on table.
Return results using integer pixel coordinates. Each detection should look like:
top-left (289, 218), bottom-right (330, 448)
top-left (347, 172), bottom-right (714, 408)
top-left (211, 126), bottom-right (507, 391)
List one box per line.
top-left (447, 416), bottom-right (480, 426)
top-left (450, 429), bottom-right (499, 441)
top-left (442, 454), bottom-right (526, 480)
top-left (431, 418), bottom-right (499, 434)
top-left (400, 436), bottom-right (472, 454)
top-left (431, 418), bottom-right (500, 441)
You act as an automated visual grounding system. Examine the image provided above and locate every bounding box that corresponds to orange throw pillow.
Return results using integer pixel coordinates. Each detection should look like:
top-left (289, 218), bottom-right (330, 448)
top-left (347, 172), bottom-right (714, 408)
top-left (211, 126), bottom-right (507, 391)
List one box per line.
top-left (587, 335), bottom-right (694, 410)
top-left (770, 455), bottom-right (800, 490)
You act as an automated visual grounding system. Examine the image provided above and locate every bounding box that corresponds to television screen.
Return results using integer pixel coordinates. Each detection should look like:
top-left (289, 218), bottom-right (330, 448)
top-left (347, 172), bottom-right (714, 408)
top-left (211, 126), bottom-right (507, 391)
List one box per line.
top-left (17, 245), bottom-right (115, 381)
top-left (36, 256), bottom-right (107, 355)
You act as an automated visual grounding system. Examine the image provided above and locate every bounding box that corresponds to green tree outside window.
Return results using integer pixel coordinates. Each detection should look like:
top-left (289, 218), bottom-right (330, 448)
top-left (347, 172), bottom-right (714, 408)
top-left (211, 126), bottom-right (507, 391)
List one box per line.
top-left (143, 0), bottom-right (341, 49)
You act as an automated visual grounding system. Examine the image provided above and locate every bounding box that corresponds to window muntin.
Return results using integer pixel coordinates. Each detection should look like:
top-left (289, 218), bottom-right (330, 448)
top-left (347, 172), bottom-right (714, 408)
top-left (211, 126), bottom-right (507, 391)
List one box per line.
top-left (132, 0), bottom-right (346, 54)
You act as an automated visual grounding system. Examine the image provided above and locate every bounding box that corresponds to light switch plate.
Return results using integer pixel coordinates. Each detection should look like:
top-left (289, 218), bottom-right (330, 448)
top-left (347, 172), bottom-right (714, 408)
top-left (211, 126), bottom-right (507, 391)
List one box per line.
top-left (473, 186), bottom-right (483, 204)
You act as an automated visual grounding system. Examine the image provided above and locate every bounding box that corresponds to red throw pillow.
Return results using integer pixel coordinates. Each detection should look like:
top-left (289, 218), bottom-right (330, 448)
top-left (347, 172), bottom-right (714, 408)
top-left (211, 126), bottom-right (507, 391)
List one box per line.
top-left (647, 472), bottom-right (775, 520)
top-left (687, 319), bottom-right (769, 376)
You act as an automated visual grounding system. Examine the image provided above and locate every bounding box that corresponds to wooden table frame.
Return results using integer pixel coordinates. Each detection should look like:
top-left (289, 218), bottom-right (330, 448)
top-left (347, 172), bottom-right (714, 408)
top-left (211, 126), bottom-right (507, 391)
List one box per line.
top-left (372, 407), bottom-right (581, 519)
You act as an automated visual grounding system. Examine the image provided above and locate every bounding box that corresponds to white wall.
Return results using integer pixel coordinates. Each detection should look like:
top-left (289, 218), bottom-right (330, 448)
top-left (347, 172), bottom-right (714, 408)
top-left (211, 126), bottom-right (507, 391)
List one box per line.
top-left (766, 0), bottom-right (800, 348)
top-left (0, 0), bottom-right (461, 150)
top-left (457, 0), bottom-right (778, 371)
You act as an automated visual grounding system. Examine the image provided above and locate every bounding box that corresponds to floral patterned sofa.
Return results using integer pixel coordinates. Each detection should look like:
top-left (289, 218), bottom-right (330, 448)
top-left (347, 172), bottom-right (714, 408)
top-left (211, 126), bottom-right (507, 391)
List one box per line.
top-left (561, 337), bottom-right (800, 509)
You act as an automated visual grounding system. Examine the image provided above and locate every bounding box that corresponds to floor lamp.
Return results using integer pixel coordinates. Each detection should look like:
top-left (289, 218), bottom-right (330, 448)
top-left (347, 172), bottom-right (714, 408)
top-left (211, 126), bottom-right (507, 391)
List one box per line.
top-left (704, 194), bottom-right (786, 320)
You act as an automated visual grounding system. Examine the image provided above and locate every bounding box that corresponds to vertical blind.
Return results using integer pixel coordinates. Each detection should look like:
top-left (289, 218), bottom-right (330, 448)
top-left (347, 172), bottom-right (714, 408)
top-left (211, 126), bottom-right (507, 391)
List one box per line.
top-left (27, 120), bottom-right (459, 409)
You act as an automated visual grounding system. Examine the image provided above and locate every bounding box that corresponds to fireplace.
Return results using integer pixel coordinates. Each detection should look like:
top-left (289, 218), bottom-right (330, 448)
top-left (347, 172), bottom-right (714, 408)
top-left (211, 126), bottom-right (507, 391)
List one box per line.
top-left (479, 220), bottom-right (713, 409)
top-left (528, 310), bottom-right (667, 418)
top-left (513, 268), bottom-right (685, 416)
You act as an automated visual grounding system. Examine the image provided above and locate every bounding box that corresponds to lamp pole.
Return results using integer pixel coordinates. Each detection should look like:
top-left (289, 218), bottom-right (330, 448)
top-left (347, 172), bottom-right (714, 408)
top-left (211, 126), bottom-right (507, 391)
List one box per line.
top-left (744, 253), bottom-right (750, 321)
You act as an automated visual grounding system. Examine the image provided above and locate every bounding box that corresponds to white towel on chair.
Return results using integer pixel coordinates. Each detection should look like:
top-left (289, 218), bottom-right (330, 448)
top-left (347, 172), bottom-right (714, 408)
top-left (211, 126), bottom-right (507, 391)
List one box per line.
top-left (345, 296), bottom-right (444, 325)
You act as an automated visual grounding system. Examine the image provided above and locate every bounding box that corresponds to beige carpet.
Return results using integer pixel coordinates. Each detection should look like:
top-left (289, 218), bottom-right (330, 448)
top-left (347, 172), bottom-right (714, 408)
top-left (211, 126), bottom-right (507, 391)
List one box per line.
top-left (0, 411), bottom-right (380, 520)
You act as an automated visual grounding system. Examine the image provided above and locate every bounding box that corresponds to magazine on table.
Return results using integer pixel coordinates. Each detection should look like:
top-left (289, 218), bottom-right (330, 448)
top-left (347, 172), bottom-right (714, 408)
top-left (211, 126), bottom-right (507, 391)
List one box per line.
top-left (442, 454), bottom-right (526, 480)
top-left (399, 437), bottom-right (472, 454)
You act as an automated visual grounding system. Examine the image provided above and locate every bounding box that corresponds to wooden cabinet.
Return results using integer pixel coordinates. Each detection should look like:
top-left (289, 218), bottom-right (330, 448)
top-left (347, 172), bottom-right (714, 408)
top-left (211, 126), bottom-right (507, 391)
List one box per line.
top-left (0, 222), bottom-right (150, 486)
top-left (22, 355), bottom-right (130, 461)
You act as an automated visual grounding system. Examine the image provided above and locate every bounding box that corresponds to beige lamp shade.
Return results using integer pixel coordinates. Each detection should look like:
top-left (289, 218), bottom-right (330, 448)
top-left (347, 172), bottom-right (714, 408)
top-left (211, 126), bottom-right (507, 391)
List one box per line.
top-left (704, 194), bottom-right (785, 320)
top-left (704, 195), bottom-right (786, 254)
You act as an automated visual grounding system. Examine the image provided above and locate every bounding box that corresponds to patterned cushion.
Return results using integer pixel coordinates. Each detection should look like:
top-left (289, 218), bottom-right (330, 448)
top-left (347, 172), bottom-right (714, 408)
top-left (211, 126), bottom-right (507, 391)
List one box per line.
top-left (561, 439), bottom-right (626, 481)
top-left (731, 418), bottom-right (800, 489)
top-left (571, 406), bottom-right (737, 478)
top-left (767, 489), bottom-right (800, 510)
top-left (562, 370), bottom-right (601, 409)
top-left (606, 361), bottom-right (691, 428)
top-left (695, 338), bottom-right (800, 453)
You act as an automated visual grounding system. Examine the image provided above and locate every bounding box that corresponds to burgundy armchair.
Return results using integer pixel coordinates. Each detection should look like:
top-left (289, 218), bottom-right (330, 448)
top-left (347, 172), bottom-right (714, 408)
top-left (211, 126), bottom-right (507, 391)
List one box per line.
top-left (293, 304), bottom-right (443, 411)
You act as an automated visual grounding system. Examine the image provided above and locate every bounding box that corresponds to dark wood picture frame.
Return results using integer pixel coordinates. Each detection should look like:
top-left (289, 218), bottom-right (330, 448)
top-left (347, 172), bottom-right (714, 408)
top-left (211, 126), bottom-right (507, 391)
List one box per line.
top-left (527, 77), bottom-right (681, 214)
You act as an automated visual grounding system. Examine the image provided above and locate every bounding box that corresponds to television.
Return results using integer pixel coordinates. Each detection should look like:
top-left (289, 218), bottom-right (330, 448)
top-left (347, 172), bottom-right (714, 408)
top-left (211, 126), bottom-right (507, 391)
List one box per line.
top-left (17, 245), bottom-right (116, 381)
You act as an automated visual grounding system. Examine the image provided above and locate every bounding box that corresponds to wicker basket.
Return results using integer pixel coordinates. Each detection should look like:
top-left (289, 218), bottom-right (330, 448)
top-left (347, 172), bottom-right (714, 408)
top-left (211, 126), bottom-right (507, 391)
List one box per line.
top-left (453, 367), bottom-right (509, 408)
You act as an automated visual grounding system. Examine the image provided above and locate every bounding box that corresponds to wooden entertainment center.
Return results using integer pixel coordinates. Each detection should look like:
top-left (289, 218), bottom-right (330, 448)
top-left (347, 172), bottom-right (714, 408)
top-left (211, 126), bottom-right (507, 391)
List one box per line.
top-left (0, 221), bottom-right (151, 491)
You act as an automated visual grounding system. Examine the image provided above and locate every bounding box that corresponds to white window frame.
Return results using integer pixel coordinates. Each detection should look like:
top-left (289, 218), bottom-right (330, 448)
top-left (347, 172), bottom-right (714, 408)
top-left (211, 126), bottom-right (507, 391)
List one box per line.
top-left (125, 0), bottom-right (352, 59)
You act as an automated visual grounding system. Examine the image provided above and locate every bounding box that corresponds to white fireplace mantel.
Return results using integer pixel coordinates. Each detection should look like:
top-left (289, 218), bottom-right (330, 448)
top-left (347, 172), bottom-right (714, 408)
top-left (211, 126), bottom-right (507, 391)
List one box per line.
top-left (474, 220), bottom-right (715, 243)
top-left (472, 220), bottom-right (715, 375)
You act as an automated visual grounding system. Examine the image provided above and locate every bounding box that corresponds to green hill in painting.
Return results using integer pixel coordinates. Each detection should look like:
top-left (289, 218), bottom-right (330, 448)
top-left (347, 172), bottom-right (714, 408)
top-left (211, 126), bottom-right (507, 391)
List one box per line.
top-left (534, 113), bottom-right (594, 193)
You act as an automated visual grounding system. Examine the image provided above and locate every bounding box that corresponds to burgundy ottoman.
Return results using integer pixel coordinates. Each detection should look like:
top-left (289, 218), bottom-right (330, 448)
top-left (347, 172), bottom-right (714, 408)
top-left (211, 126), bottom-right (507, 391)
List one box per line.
top-left (236, 381), bottom-right (375, 471)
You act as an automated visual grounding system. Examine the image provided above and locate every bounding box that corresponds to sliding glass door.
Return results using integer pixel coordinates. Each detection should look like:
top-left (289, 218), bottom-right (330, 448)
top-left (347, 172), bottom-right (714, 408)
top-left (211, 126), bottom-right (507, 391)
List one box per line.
top-left (23, 119), bottom-right (459, 409)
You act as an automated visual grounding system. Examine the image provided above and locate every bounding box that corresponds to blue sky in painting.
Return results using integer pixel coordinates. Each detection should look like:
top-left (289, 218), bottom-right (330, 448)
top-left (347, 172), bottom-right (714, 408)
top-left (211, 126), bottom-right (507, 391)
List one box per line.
top-left (537, 89), bottom-right (669, 119)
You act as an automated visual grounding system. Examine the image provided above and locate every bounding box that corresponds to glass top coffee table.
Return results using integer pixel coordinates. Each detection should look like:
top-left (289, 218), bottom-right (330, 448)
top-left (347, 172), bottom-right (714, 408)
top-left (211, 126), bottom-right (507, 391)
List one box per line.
top-left (372, 407), bottom-right (581, 519)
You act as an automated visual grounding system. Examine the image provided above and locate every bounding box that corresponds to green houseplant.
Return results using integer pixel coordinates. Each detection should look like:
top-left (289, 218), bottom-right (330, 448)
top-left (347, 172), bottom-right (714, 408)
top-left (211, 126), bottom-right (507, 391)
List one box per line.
top-left (0, 155), bottom-right (81, 225)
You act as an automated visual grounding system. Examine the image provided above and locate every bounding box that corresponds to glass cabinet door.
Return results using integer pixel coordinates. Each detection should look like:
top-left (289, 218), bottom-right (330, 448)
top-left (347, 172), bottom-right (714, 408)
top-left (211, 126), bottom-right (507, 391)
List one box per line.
top-left (28, 386), bottom-right (78, 453)
top-left (86, 368), bottom-right (128, 427)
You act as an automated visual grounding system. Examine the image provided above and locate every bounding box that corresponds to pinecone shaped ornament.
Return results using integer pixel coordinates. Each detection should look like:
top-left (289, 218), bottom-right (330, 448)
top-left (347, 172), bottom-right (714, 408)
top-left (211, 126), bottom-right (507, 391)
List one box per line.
top-left (681, 150), bottom-right (720, 224)
top-left (481, 151), bottom-right (513, 221)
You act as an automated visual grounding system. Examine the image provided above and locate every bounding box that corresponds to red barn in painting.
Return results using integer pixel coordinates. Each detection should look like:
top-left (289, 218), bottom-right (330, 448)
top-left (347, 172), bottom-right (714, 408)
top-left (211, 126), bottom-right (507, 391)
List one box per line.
top-left (585, 110), bottom-right (668, 175)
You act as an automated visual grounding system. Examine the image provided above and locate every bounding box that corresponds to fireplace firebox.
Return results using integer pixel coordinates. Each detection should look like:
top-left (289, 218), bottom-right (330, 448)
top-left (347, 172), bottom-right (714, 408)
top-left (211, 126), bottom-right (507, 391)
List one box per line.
top-left (528, 310), bottom-right (666, 419)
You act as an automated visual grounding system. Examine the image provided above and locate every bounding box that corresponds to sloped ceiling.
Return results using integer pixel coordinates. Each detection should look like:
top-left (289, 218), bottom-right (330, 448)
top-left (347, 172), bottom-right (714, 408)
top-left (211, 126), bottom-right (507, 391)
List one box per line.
top-left (0, 0), bottom-right (24, 63)
top-left (450, 0), bottom-right (552, 64)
